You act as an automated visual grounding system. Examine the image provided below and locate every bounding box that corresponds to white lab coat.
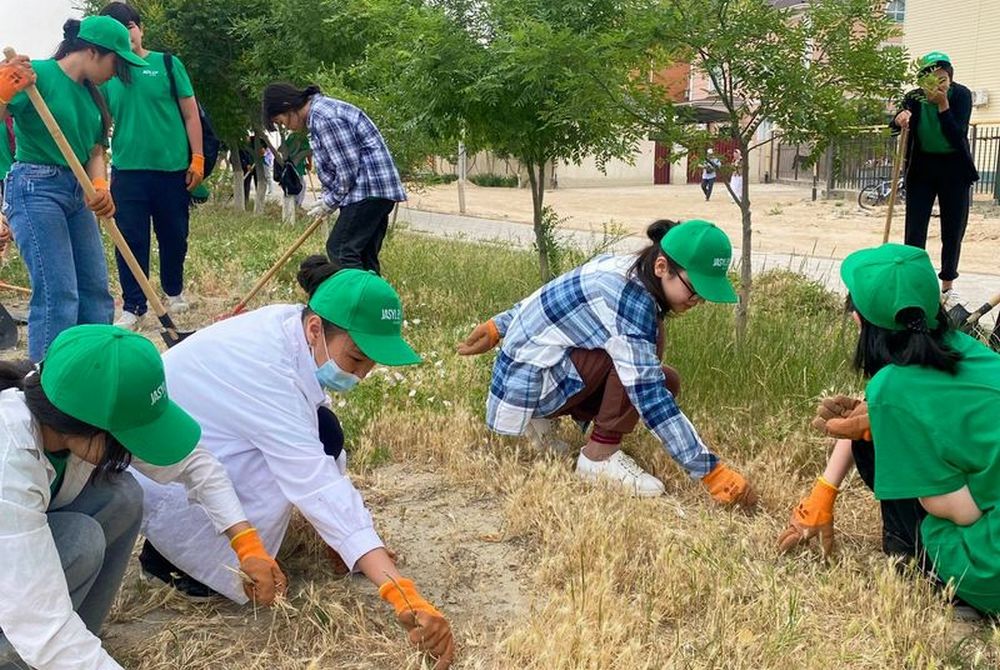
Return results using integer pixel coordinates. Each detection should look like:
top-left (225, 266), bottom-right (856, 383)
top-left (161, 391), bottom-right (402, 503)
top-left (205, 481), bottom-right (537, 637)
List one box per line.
top-left (0, 388), bottom-right (246, 670)
top-left (138, 304), bottom-right (383, 603)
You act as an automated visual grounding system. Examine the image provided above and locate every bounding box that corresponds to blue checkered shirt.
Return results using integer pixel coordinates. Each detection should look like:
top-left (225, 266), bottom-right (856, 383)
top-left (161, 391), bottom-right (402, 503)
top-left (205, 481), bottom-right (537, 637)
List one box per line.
top-left (307, 95), bottom-right (406, 209)
top-left (486, 254), bottom-right (718, 478)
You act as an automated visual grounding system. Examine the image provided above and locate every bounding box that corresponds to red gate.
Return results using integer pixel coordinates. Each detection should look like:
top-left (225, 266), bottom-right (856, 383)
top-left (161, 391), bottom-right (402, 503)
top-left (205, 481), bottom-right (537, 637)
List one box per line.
top-left (654, 141), bottom-right (671, 184)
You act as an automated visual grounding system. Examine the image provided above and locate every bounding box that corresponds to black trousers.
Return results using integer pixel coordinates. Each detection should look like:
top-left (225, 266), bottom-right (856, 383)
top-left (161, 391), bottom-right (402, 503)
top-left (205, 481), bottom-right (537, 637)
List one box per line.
top-left (903, 153), bottom-right (972, 282)
top-left (700, 177), bottom-right (716, 201)
top-left (851, 438), bottom-right (928, 561)
top-left (326, 198), bottom-right (396, 274)
top-left (111, 169), bottom-right (191, 315)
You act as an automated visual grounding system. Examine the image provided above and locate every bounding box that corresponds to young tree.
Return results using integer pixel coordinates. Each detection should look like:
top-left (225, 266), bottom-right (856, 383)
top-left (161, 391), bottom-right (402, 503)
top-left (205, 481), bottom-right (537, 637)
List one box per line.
top-left (631, 0), bottom-right (906, 335)
top-left (416, 0), bottom-right (657, 280)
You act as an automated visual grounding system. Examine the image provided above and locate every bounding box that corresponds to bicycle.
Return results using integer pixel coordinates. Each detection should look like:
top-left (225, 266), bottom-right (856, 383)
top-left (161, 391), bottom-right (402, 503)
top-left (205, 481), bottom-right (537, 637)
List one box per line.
top-left (858, 176), bottom-right (906, 210)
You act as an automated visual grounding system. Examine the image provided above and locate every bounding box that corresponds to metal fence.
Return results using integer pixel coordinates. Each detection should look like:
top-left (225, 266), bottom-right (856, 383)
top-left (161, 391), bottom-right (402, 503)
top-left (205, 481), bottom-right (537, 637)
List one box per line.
top-left (773, 121), bottom-right (1000, 199)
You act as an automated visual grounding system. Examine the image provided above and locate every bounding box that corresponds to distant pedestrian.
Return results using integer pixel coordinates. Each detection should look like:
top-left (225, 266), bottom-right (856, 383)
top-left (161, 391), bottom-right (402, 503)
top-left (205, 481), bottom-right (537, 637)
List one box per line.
top-left (728, 148), bottom-right (743, 203)
top-left (701, 148), bottom-right (721, 201)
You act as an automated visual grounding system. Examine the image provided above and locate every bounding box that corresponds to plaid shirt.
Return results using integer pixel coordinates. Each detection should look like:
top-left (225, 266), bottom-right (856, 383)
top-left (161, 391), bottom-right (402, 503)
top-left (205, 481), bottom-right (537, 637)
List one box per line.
top-left (307, 95), bottom-right (406, 209)
top-left (486, 254), bottom-right (718, 478)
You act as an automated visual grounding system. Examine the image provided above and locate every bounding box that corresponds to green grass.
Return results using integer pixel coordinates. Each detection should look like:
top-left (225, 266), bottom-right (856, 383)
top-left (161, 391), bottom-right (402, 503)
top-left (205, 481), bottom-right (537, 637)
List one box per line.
top-left (0, 202), bottom-right (858, 472)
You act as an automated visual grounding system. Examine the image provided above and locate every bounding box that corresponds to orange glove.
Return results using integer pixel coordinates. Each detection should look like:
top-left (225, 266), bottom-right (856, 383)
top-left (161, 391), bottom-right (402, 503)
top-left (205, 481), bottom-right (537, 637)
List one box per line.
top-left (777, 476), bottom-right (839, 556)
top-left (186, 153), bottom-right (205, 191)
top-left (456, 319), bottom-right (500, 356)
top-left (230, 527), bottom-right (287, 606)
top-left (380, 577), bottom-right (455, 668)
top-left (702, 462), bottom-right (758, 509)
top-left (811, 395), bottom-right (871, 441)
top-left (86, 177), bottom-right (115, 218)
top-left (0, 58), bottom-right (34, 104)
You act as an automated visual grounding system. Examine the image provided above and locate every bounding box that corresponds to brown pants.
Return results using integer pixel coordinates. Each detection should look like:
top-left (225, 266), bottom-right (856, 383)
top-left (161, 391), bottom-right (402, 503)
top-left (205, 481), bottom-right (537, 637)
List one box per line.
top-left (553, 347), bottom-right (680, 444)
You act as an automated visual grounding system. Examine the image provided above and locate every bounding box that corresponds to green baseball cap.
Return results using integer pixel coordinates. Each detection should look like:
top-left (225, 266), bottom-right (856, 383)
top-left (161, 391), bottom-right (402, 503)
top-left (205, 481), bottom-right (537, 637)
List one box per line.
top-left (840, 244), bottom-right (940, 331)
top-left (309, 269), bottom-right (421, 366)
top-left (919, 51), bottom-right (951, 70)
top-left (41, 325), bottom-right (200, 466)
top-left (660, 219), bottom-right (738, 303)
top-left (78, 15), bottom-right (147, 67)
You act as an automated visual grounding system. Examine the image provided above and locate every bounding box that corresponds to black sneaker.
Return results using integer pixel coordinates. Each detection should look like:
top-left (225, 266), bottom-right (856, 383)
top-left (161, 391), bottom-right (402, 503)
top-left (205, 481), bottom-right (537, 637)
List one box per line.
top-left (138, 540), bottom-right (220, 601)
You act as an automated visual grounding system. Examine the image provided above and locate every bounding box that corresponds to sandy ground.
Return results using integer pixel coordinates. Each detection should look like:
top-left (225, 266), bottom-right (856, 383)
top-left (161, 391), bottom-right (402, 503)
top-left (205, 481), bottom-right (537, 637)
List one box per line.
top-left (407, 182), bottom-right (1000, 276)
top-left (103, 463), bottom-right (530, 668)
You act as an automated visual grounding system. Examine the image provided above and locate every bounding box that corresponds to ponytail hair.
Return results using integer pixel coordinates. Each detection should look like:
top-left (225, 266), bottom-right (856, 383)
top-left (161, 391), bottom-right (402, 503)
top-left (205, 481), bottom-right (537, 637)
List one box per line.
top-left (53, 19), bottom-right (125, 144)
top-left (261, 82), bottom-right (322, 131)
top-left (298, 255), bottom-right (345, 336)
top-left (851, 301), bottom-right (964, 378)
top-left (0, 359), bottom-right (131, 476)
top-left (629, 219), bottom-right (683, 317)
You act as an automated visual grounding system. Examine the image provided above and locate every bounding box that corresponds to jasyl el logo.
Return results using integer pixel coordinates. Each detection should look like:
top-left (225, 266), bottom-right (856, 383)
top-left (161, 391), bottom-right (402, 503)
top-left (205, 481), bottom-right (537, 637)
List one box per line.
top-left (381, 308), bottom-right (402, 322)
top-left (150, 383), bottom-right (165, 406)
top-left (713, 257), bottom-right (730, 267)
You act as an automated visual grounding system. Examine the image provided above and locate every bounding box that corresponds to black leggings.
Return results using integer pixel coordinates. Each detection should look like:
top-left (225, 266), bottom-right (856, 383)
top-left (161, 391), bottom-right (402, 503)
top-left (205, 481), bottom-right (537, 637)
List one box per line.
top-left (851, 438), bottom-right (928, 560)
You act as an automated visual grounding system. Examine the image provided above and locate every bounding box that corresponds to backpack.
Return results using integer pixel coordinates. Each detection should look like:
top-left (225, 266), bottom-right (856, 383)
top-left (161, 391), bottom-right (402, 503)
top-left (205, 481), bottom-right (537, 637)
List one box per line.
top-left (163, 52), bottom-right (220, 178)
top-left (273, 158), bottom-right (303, 196)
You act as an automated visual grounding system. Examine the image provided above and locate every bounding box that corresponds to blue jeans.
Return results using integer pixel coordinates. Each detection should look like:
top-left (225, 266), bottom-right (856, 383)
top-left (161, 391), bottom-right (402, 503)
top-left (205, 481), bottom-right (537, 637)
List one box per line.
top-left (0, 472), bottom-right (143, 669)
top-left (3, 163), bottom-right (114, 361)
top-left (111, 169), bottom-right (191, 316)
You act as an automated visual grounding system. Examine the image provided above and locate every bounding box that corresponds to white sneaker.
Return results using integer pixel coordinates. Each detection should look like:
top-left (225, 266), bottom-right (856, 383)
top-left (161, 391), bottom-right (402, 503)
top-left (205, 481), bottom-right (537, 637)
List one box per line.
top-left (941, 288), bottom-right (961, 312)
top-left (165, 294), bottom-right (190, 313)
top-left (575, 449), bottom-right (665, 497)
top-left (114, 310), bottom-right (141, 331)
top-left (525, 417), bottom-right (572, 455)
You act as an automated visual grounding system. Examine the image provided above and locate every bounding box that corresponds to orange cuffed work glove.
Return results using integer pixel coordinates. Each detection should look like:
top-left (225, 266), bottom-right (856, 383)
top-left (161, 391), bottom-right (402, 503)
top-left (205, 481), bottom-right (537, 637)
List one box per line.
top-left (230, 527), bottom-right (287, 606)
top-left (380, 577), bottom-right (455, 669)
top-left (0, 58), bottom-right (34, 104)
top-left (811, 395), bottom-right (871, 441)
top-left (702, 462), bottom-right (758, 509)
top-left (86, 177), bottom-right (115, 218)
top-left (186, 153), bottom-right (205, 191)
top-left (456, 319), bottom-right (500, 356)
top-left (777, 476), bottom-right (839, 557)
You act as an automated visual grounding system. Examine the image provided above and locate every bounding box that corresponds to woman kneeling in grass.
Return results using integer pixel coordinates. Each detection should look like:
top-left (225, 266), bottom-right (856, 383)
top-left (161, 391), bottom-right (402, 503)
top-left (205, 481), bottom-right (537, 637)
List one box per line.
top-left (135, 257), bottom-right (454, 667)
top-left (780, 243), bottom-right (1000, 615)
top-left (459, 219), bottom-right (756, 505)
top-left (0, 325), bottom-right (283, 670)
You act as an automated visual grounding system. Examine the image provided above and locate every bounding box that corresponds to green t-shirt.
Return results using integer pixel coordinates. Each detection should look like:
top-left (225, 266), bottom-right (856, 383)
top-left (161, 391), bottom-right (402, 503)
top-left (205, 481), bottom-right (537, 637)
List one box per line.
top-left (45, 450), bottom-right (70, 497)
top-left (103, 51), bottom-right (194, 172)
top-left (0, 124), bottom-right (13, 180)
top-left (7, 59), bottom-right (103, 167)
top-left (917, 88), bottom-right (955, 154)
top-left (870, 332), bottom-right (1000, 613)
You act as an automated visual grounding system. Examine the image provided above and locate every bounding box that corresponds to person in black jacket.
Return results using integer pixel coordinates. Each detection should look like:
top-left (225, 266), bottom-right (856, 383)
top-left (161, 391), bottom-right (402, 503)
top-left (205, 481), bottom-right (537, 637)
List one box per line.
top-left (890, 51), bottom-right (979, 304)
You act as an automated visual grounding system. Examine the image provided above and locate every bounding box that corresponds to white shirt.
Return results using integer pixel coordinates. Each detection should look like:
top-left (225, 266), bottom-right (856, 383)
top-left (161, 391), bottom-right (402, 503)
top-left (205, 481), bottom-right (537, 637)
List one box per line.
top-left (138, 304), bottom-right (383, 603)
top-left (0, 388), bottom-right (246, 670)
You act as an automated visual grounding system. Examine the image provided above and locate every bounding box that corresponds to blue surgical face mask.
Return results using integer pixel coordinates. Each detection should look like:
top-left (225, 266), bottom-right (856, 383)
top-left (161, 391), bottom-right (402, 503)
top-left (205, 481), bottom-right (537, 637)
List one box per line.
top-left (313, 334), bottom-right (361, 393)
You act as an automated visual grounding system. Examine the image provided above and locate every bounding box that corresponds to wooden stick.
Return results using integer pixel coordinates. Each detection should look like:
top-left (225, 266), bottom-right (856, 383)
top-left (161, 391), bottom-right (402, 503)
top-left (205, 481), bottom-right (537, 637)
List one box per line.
top-left (883, 127), bottom-right (908, 244)
top-left (0, 280), bottom-right (31, 295)
top-left (227, 214), bottom-right (327, 316)
top-left (3, 47), bottom-right (182, 336)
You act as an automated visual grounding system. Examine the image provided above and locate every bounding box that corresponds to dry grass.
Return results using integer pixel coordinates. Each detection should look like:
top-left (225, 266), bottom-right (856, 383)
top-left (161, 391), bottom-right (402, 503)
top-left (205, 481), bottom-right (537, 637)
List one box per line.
top-left (3, 203), bottom-right (999, 668)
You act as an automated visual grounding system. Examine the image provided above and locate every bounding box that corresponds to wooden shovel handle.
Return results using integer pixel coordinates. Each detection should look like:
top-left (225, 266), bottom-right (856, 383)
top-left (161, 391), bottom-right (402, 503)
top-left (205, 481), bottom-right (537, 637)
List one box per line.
top-left (230, 214), bottom-right (327, 315)
top-left (882, 127), bottom-right (908, 244)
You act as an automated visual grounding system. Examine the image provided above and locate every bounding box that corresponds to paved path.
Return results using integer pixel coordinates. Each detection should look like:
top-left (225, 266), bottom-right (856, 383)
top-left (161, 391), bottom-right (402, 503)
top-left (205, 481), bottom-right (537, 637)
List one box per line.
top-left (399, 206), bottom-right (1000, 327)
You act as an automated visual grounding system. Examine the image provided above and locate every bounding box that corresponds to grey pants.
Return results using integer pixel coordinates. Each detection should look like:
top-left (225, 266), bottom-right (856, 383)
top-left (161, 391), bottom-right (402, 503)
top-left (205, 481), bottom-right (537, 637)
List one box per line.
top-left (0, 471), bottom-right (143, 669)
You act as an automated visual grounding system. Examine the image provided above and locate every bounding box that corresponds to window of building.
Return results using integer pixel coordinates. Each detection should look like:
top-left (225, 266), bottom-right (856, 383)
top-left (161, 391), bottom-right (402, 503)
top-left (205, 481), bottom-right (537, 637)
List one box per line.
top-left (885, 0), bottom-right (905, 22)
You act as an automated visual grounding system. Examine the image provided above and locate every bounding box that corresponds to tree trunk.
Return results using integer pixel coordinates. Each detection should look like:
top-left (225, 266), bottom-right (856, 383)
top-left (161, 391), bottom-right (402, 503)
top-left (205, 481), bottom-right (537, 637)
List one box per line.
top-left (735, 142), bottom-right (752, 342)
top-left (231, 147), bottom-right (245, 212)
top-left (282, 194), bottom-right (296, 224)
top-left (525, 160), bottom-right (550, 281)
